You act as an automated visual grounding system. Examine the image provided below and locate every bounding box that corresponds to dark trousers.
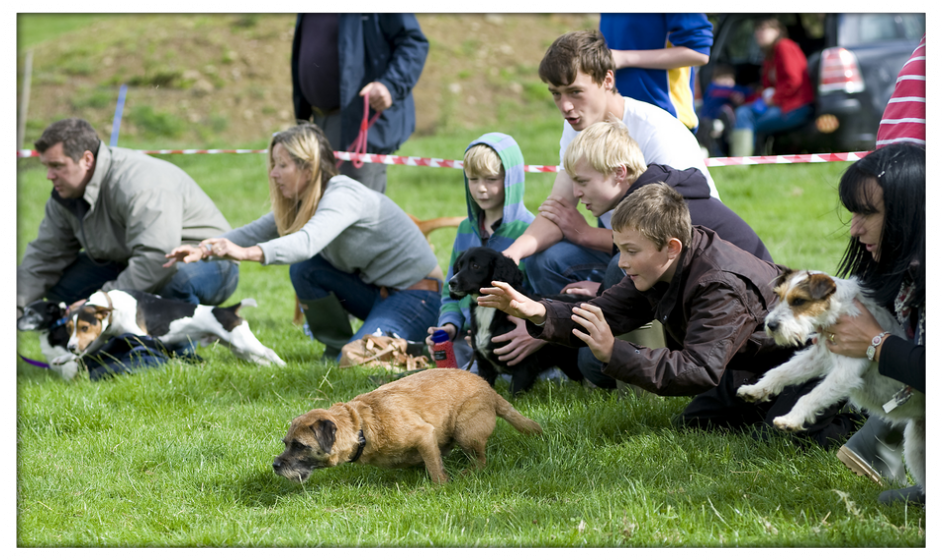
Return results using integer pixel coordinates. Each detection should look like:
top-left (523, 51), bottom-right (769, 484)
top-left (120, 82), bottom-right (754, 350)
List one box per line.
top-left (45, 253), bottom-right (239, 306)
top-left (680, 368), bottom-right (863, 450)
top-left (312, 111), bottom-right (388, 194)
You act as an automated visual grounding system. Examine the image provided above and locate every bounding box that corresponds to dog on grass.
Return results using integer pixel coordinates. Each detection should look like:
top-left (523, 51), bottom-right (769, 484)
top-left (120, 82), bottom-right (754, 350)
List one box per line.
top-left (273, 368), bottom-right (542, 484)
top-left (736, 270), bottom-right (925, 493)
top-left (448, 246), bottom-right (587, 395)
top-left (17, 300), bottom-right (79, 380)
top-left (68, 289), bottom-right (286, 367)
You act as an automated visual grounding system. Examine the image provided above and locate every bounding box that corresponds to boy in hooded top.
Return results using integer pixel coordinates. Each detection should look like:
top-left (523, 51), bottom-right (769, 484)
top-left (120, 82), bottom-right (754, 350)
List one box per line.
top-left (561, 118), bottom-right (773, 388)
top-left (425, 133), bottom-right (535, 368)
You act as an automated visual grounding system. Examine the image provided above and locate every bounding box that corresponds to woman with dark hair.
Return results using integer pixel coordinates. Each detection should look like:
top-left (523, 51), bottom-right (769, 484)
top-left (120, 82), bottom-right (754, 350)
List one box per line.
top-left (166, 123), bottom-right (443, 361)
top-left (729, 16), bottom-right (814, 156)
top-left (825, 142), bottom-right (925, 505)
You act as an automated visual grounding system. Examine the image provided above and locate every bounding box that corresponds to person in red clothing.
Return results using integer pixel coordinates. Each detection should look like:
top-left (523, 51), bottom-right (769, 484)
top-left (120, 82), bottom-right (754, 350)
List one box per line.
top-left (730, 17), bottom-right (814, 156)
top-left (875, 35), bottom-right (925, 148)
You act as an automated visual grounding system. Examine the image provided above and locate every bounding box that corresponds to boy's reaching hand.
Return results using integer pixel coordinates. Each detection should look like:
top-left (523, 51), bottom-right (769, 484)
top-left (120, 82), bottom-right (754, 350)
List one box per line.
top-left (570, 303), bottom-right (615, 363)
top-left (477, 281), bottom-right (547, 324)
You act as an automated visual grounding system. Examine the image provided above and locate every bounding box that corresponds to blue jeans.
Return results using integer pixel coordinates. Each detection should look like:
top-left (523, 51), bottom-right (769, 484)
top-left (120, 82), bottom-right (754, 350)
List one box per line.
top-left (523, 240), bottom-right (611, 295)
top-left (734, 103), bottom-right (813, 136)
top-left (289, 255), bottom-right (441, 346)
top-left (159, 259), bottom-right (239, 305)
top-left (44, 253), bottom-right (239, 306)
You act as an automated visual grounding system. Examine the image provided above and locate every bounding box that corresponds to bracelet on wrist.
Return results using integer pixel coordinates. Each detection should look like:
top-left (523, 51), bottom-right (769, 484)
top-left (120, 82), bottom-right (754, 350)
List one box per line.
top-left (866, 331), bottom-right (892, 361)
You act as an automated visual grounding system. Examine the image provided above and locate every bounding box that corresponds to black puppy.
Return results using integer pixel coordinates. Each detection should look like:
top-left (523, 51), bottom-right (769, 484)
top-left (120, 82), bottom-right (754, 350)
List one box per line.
top-left (449, 246), bottom-right (587, 395)
top-left (17, 300), bottom-right (79, 380)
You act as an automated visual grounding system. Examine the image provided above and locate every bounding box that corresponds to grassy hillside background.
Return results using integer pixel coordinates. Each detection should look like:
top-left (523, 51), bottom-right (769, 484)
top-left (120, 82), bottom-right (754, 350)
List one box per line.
top-left (16, 13), bottom-right (597, 150)
top-left (14, 14), bottom-right (926, 548)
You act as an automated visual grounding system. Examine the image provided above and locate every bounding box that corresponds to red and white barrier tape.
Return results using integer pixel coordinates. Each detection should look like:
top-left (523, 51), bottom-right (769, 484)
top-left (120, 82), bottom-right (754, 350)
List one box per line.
top-left (16, 148), bottom-right (871, 170)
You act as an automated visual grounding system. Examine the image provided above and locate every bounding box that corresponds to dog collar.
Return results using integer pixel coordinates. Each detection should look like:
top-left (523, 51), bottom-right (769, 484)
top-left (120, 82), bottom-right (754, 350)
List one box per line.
top-left (348, 430), bottom-right (366, 463)
top-left (51, 315), bottom-right (71, 329)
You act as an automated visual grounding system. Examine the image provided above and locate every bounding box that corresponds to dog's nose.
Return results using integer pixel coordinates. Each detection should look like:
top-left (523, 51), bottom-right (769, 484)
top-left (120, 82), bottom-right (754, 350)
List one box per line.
top-left (766, 319), bottom-right (779, 332)
top-left (272, 458), bottom-right (282, 471)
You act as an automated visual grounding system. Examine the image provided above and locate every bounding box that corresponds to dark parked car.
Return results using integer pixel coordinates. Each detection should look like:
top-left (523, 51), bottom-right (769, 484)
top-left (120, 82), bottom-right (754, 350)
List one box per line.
top-left (698, 13), bottom-right (925, 155)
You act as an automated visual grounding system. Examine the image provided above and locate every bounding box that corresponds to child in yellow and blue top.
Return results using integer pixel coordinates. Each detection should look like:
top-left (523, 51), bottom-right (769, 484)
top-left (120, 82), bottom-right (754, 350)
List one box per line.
top-left (424, 132), bottom-right (533, 368)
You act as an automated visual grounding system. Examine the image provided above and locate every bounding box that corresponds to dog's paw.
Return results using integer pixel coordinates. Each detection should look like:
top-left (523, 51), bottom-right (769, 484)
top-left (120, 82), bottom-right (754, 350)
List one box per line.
top-left (737, 385), bottom-right (771, 403)
top-left (50, 355), bottom-right (75, 366)
top-left (773, 415), bottom-right (806, 432)
top-left (267, 350), bottom-right (287, 367)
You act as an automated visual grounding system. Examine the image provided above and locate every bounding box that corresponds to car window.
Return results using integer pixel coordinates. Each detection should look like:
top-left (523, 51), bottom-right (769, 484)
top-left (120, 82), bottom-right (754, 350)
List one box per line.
top-left (899, 14), bottom-right (927, 40)
top-left (839, 13), bottom-right (926, 45)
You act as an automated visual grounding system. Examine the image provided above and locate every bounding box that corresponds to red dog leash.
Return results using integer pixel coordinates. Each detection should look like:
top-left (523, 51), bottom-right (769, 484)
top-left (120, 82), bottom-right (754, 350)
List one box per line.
top-left (345, 93), bottom-right (382, 169)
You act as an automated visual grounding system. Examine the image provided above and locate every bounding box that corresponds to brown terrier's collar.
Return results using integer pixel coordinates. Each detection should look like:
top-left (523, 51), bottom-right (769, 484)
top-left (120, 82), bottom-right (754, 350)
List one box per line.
top-left (349, 430), bottom-right (366, 463)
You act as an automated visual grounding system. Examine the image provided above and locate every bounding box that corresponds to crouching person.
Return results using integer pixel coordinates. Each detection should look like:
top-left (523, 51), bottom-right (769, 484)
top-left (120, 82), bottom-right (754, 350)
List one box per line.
top-left (17, 118), bottom-right (238, 312)
top-left (166, 123), bottom-right (442, 361)
top-left (479, 183), bottom-right (860, 448)
top-left (425, 132), bottom-right (536, 369)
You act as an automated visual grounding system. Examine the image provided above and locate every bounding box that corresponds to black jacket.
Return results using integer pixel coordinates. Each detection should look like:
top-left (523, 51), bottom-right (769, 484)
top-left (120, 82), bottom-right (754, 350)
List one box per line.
top-left (624, 164), bottom-right (773, 262)
top-left (291, 14), bottom-right (429, 154)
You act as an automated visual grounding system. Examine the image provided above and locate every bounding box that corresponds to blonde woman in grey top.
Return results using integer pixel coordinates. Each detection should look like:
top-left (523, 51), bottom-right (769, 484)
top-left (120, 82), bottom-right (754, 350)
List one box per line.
top-left (167, 123), bottom-right (443, 360)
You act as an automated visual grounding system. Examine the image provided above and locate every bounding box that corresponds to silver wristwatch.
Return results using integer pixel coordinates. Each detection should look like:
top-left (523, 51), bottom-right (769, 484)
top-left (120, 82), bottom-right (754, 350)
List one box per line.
top-left (867, 331), bottom-right (892, 361)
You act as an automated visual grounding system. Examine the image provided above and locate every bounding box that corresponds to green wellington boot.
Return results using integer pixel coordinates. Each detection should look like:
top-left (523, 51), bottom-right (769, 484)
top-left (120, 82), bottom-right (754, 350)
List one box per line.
top-left (729, 128), bottom-right (754, 157)
top-left (836, 415), bottom-right (907, 486)
top-left (879, 485), bottom-right (925, 506)
top-left (298, 295), bottom-right (354, 361)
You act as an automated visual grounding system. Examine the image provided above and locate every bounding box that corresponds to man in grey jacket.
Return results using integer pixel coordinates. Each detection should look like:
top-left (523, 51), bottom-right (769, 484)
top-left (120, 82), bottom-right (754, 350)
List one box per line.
top-left (17, 118), bottom-right (237, 311)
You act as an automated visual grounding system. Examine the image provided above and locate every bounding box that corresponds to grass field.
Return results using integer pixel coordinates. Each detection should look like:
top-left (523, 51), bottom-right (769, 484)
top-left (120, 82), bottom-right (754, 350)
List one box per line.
top-left (15, 136), bottom-right (927, 547)
top-left (14, 13), bottom-right (926, 549)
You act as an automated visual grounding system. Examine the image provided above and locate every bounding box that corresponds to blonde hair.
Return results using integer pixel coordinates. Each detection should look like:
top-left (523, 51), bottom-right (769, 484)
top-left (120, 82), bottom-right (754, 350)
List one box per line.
top-left (268, 124), bottom-right (338, 236)
top-left (464, 144), bottom-right (503, 178)
top-left (564, 118), bottom-right (647, 184)
top-left (610, 182), bottom-right (691, 249)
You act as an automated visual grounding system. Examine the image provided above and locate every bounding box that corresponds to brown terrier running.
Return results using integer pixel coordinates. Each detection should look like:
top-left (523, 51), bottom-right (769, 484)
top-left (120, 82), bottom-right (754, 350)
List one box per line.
top-left (273, 368), bottom-right (543, 484)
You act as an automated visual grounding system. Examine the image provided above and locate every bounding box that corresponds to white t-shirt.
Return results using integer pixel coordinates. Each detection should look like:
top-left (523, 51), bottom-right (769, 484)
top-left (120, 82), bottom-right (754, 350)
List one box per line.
top-left (559, 96), bottom-right (720, 215)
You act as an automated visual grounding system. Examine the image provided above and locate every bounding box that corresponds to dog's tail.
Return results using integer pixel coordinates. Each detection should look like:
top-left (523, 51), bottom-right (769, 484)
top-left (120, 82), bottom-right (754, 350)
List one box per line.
top-left (229, 298), bottom-right (258, 317)
top-left (494, 395), bottom-right (542, 435)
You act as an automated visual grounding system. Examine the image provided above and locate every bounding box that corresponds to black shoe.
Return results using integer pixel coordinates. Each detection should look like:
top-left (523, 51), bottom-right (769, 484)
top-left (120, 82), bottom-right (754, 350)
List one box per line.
top-left (878, 485), bottom-right (925, 506)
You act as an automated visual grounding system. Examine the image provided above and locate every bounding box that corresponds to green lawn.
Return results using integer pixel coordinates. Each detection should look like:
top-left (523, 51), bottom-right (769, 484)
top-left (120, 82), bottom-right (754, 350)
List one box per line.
top-left (15, 126), bottom-right (926, 546)
top-left (14, 11), bottom-right (926, 548)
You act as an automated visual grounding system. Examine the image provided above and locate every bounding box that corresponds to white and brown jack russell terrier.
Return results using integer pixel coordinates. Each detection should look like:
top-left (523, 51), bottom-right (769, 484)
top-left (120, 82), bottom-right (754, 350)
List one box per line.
top-left (68, 289), bottom-right (286, 367)
top-left (736, 270), bottom-right (924, 495)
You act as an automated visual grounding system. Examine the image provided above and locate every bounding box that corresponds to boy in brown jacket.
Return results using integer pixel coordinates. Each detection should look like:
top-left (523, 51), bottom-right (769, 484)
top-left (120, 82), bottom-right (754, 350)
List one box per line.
top-left (479, 183), bottom-right (859, 447)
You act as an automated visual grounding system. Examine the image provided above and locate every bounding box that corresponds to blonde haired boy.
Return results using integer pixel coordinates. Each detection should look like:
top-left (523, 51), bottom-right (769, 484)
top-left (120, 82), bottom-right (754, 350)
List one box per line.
top-left (478, 182), bottom-right (860, 448)
top-left (559, 119), bottom-right (772, 389)
top-left (426, 132), bottom-right (535, 368)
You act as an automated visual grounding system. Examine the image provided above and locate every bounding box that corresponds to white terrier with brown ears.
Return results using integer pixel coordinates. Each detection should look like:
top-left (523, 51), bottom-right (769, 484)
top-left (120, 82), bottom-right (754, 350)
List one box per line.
top-left (736, 270), bottom-right (924, 494)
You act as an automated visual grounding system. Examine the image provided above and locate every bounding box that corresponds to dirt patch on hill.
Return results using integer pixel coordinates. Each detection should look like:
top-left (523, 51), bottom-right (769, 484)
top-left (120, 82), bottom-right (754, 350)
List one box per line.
top-left (17, 13), bottom-right (598, 148)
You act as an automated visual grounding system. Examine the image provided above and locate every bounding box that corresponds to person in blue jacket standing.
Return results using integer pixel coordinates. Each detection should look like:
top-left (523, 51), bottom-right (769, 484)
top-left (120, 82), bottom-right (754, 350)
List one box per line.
top-left (291, 14), bottom-right (429, 194)
top-left (600, 13), bottom-right (713, 132)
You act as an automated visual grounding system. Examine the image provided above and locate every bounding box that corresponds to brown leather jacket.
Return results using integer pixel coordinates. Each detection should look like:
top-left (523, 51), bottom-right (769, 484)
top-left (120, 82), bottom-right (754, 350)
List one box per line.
top-left (530, 226), bottom-right (794, 396)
